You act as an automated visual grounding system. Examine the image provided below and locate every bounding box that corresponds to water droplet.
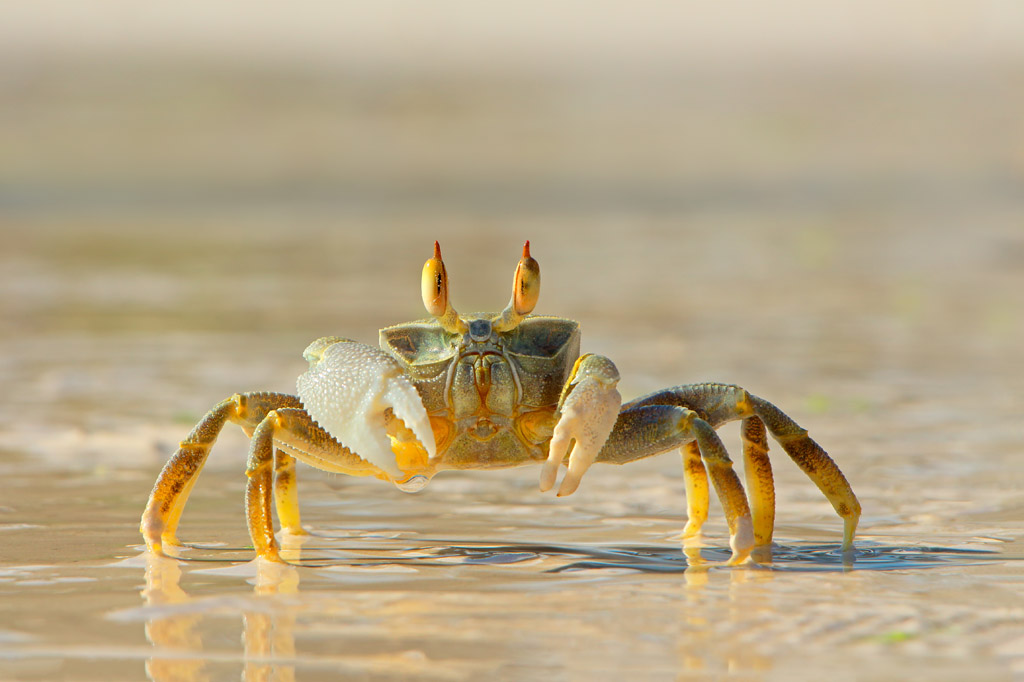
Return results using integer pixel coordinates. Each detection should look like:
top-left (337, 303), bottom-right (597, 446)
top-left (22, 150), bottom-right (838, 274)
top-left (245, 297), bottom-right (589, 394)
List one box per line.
top-left (394, 475), bottom-right (429, 493)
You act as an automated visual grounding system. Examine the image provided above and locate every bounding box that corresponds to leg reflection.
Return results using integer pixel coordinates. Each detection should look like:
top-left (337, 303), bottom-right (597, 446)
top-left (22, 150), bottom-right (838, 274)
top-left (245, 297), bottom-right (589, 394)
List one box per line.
top-left (143, 534), bottom-right (305, 682)
top-left (675, 541), bottom-right (777, 676)
top-left (143, 554), bottom-right (208, 682)
top-left (243, 552), bottom-right (301, 682)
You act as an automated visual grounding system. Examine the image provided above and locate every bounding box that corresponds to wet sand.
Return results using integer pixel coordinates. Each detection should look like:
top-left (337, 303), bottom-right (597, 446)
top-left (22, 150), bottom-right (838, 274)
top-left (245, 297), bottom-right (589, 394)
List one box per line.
top-left (2, 6), bottom-right (1024, 680)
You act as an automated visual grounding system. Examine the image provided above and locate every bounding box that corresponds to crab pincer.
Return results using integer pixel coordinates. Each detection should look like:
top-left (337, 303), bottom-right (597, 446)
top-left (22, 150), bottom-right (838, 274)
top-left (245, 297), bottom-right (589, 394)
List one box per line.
top-left (297, 337), bottom-right (437, 481)
top-left (540, 354), bottom-right (622, 496)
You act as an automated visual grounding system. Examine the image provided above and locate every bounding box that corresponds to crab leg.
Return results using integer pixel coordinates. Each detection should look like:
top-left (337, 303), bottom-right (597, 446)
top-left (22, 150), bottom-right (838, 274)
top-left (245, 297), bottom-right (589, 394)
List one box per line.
top-left (751, 396), bottom-right (859, 549)
top-left (140, 392), bottom-right (301, 556)
top-left (596, 383), bottom-right (860, 551)
top-left (680, 442), bottom-right (709, 540)
top-left (272, 449), bottom-right (305, 536)
top-left (246, 406), bottom-right (392, 561)
top-left (689, 416), bottom-right (755, 563)
top-left (595, 404), bottom-right (756, 562)
top-left (741, 416), bottom-right (775, 549)
top-left (681, 418), bottom-right (774, 549)
top-left (246, 413), bottom-right (281, 561)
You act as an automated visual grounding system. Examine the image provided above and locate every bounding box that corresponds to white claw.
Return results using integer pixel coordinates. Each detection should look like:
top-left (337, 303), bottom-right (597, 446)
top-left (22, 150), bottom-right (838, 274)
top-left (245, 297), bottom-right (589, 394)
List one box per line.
top-left (296, 339), bottom-right (435, 479)
top-left (541, 366), bottom-right (621, 497)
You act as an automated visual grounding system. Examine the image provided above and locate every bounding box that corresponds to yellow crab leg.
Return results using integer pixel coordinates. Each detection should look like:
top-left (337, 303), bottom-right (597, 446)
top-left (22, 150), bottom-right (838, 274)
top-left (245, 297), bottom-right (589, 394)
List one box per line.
top-left (272, 449), bottom-right (305, 536)
top-left (140, 392), bottom-right (301, 556)
top-left (592, 403), bottom-right (755, 563)
top-left (680, 441), bottom-right (709, 539)
top-left (246, 412), bottom-right (284, 561)
top-left (688, 417), bottom-right (754, 565)
top-left (246, 406), bottom-right (398, 561)
top-left (598, 383), bottom-right (860, 551)
top-left (749, 396), bottom-right (860, 550)
top-left (741, 416), bottom-right (775, 548)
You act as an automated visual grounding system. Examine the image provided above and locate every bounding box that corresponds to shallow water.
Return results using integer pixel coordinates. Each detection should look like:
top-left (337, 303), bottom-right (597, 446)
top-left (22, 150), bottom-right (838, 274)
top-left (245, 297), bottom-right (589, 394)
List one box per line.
top-left (2, 463), bottom-right (1023, 682)
top-left (3, 26), bottom-right (1024, 680)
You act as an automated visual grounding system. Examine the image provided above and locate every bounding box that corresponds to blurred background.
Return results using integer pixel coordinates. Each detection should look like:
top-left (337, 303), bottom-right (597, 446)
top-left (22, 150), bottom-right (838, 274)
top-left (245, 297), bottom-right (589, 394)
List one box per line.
top-left (2, 1), bottom-right (1022, 449)
top-left (1, 2), bottom-right (1024, 680)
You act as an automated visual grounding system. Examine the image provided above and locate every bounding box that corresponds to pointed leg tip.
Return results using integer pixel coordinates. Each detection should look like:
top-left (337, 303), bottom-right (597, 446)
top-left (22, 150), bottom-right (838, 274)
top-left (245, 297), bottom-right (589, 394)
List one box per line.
top-left (556, 476), bottom-right (581, 497)
top-left (842, 517), bottom-right (858, 551)
top-left (146, 533), bottom-right (183, 555)
top-left (751, 544), bottom-right (774, 565)
top-left (539, 462), bottom-right (558, 492)
top-left (726, 516), bottom-right (756, 566)
top-left (725, 546), bottom-right (755, 566)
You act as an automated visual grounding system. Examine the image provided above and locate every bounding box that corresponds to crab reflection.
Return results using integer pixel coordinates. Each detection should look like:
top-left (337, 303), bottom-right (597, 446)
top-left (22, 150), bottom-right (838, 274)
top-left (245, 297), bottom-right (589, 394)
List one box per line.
top-left (142, 555), bottom-right (209, 682)
top-left (145, 533), bottom-right (948, 680)
top-left (142, 535), bottom-right (305, 682)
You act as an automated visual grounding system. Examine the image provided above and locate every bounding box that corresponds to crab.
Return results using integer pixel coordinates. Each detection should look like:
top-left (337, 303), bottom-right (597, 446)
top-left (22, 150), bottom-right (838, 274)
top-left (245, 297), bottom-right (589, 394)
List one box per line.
top-left (141, 241), bottom-right (860, 565)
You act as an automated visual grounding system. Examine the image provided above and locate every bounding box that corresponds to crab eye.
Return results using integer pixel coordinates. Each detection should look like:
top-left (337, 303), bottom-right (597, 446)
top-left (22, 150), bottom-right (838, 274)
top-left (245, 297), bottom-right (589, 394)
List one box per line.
top-left (421, 241), bottom-right (449, 317)
top-left (513, 240), bottom-right (540, 315)
top-left (420, 241), bottom-right (467, 335)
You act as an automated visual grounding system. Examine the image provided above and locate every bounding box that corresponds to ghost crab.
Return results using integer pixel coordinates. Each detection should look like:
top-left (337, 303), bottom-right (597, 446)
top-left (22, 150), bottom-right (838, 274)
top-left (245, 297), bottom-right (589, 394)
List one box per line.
top-left (141, 241), bottom-right (860, 565)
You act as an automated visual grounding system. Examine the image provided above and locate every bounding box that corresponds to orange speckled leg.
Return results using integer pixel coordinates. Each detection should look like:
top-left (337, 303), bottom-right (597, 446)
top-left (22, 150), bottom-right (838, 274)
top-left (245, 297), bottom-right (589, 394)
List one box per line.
top-left (680, 442), bottom-right (709, 540)
top-left (749, 395), bottom-right (860, 550)
top-left (245, 407), bottom-right (387, 562)
top-left (596, 404), bottom-right (754, 564)
top-left (597, 383), bottom-right (860, 554)
top-left (273, 449), bottom-right (306, 536)
top-left (688, 417), bottom-right (754, 565)
top-left (246, 412), bottom-right (282, 561)
top-left (140, 392), bottom-right (300, 556)
top-left (741, 416), bottom-right (775, 551)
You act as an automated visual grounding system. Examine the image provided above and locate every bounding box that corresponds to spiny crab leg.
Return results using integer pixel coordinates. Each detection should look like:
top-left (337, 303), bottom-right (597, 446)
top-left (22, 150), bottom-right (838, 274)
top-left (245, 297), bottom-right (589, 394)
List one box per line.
top-left (680, 441), bottom-right (709, 540)
top-left (740, 416), bottom-right (775, 551)
top-left (297, 337), bottom-right (437, 481)
top-left (596, 383), bottom-right (860, 556)
top-left (140, 391), bottom-right (301, 556)
top-left (540, 354), bottom-right (622, 497)
top-left (688, 416), bottom-right (755, 564)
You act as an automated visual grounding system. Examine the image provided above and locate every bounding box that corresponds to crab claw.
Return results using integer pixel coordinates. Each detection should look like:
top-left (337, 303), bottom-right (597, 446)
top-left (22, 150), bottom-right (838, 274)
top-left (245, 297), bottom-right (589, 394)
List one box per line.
top-left (540, 354), bottom-right (622, 497)
top-left (296, 337), bottom-right (436, 480)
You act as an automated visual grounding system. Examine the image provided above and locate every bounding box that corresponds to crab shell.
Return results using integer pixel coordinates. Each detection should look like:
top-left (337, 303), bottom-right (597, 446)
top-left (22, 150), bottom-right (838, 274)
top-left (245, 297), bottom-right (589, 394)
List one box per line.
top-left (296, 314), bottom-right (580, 481)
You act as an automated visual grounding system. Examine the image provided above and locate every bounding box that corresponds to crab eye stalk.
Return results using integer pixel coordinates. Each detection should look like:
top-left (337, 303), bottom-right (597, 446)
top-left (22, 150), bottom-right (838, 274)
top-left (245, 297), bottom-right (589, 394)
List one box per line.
top-left (513, 240), bottom-right (540, 315)
top-left (421, 241), bottom-right (448, 317)
top-left (421, 241), bottom-right (467, 334)
top-left (493, 241), bottom-right (541, 332)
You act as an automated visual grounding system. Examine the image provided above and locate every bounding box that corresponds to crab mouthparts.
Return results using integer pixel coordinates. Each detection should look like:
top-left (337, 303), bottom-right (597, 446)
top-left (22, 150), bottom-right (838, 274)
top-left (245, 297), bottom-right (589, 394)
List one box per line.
top-left (469, 418), bottom-right (500, 441)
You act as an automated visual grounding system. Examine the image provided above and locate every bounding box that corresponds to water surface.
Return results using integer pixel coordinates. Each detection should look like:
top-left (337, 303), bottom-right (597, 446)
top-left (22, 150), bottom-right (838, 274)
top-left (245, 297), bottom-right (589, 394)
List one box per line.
top-left (2, 39), bottom-right (1024, 680)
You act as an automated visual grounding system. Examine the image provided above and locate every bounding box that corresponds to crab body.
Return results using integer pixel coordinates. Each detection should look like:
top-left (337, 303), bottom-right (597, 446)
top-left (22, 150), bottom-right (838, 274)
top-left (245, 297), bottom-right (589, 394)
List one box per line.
top-left (141, 242), bottom-right (861, 566)
top-left (378, 313), bottom-right (580, 472)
